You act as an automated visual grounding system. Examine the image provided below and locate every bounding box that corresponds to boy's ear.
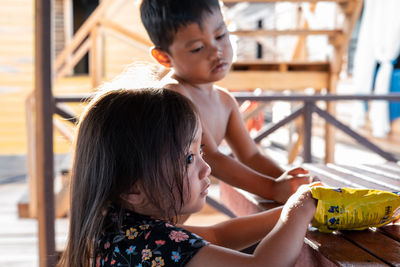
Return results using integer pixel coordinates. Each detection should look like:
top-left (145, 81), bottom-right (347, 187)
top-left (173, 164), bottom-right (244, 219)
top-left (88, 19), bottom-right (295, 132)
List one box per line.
top-left (151, 47), bottom-right (172, 68)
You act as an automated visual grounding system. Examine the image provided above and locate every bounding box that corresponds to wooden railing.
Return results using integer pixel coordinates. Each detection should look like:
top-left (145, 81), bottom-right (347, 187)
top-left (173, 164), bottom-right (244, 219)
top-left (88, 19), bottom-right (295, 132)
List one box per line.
top-left (233, 93), bottom-right (400, 162)
top-left (53, 93), bottom-right (400, 163)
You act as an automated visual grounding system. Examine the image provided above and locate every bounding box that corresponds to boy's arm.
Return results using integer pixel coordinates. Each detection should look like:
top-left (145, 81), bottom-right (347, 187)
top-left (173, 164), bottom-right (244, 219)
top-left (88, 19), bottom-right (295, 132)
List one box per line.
top-left (202, 127), bottom-right (277, 199)
top-left (202, 125), bottom-right (308, 203)
top-left (202, 93), bottom-right (309, 202)
top-left (224, 99), bottom-right (284, 178)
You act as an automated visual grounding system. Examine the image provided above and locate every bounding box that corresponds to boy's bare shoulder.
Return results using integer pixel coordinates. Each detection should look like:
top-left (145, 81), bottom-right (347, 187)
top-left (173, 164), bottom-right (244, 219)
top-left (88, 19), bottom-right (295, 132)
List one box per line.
top-left (159, 75), bottom-right (236, 109)
top-left (214, 85), bottom-right (237, 107)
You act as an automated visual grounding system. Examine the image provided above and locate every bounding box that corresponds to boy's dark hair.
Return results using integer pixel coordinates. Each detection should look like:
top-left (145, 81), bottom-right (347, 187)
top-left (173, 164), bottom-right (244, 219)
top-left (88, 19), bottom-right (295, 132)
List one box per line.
top-left (140, 0), bottom-right (221, 52)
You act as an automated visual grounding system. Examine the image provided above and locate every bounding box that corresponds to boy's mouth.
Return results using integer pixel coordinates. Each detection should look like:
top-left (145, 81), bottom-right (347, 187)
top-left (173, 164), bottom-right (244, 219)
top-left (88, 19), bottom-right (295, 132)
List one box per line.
top-left (211, 60), bottom-right (228, 73)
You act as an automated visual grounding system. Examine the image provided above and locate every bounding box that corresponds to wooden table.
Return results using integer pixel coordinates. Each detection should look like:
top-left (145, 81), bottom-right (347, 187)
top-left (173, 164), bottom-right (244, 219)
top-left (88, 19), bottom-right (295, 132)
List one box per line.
top-left (220, 162), bottom-right (400, 266)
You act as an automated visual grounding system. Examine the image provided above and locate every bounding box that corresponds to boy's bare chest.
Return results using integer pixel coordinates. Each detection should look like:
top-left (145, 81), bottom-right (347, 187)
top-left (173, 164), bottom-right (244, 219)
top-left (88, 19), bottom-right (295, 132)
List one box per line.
top-left (193, 97), bottom-right (230, 144)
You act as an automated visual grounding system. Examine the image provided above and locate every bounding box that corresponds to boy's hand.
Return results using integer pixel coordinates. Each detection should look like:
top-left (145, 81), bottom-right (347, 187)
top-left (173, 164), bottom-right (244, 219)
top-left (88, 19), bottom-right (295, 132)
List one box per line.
top-left (286, 167), bottom-right (320, 182)
top-left (272, 167), bottom-right (313, 204)
top-left (286, 166), bottom-right (309, 177)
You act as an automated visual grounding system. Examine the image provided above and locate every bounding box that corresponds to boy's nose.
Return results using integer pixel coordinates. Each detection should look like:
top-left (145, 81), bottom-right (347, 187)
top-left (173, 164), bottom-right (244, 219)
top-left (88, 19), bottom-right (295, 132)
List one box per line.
top-left (209, 45), bottom-right (222, 59)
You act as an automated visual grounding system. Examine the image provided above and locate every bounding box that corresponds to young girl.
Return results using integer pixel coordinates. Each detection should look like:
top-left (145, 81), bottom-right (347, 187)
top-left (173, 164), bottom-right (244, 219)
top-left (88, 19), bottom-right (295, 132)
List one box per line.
top-left (59, 88), bottom-right (316, 267)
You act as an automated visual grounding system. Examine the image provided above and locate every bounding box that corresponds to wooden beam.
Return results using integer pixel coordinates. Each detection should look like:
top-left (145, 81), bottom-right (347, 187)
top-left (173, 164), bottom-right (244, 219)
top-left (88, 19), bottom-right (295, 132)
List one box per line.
top-left (101, 18), bottom-right (153, 47)
top-left (55, 174), bottom-right (71, 218)
top-left (35, 0), bottom-right (56, 266)
top-left (90, 25), bottom-right (101, 88)
top-left (231, 61), bottom-right (330, 72)
top-left (217, 71), bottom-right (329, 91)
top-left (325, 72), bottom-right (337, 163)
top-left (54, 0), bottom-right (113, 72)
top-left (232, 60), bottom-right (329, 66)
top-left (25, 93), bottom-right (38, 217)
top-left (231, 29), bottom-right (343, 38)
top-left (223, 0), bottom-right (349, 2)
top-left (55, 37), bottom-right (91, 80)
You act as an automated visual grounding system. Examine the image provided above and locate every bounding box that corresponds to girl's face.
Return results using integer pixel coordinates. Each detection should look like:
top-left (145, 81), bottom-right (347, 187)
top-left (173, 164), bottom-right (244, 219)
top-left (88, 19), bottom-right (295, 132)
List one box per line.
top-left (180, 123), bottom-right (211, 214)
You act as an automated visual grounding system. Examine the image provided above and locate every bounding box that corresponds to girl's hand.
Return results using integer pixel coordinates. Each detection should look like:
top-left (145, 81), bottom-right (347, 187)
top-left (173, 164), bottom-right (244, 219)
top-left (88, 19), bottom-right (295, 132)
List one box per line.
top-left (281, 184), bottom-right (317, 224)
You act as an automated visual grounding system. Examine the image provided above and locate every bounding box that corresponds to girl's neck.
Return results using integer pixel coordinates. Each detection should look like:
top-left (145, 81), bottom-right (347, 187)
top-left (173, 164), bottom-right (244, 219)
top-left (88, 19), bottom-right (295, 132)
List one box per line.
top-left (124, 202), bottom-right (176, 222)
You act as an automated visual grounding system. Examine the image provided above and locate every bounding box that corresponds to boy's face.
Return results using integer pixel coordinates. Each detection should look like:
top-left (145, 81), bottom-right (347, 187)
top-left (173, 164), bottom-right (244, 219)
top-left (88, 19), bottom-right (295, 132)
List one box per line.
top-left (166, 8), bottom-right (233, 84)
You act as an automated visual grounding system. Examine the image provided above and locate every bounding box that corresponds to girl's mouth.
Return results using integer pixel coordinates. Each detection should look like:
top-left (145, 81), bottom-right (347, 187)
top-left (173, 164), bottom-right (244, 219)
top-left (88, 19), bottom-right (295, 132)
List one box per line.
top-left (201, 181), bottom-right (210, 197)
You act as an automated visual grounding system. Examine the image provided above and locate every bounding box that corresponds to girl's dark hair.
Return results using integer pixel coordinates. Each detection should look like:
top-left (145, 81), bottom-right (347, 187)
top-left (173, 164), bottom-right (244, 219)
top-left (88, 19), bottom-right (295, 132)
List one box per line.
top-left (58, 88), bottom-right (199, 267)
top-left (140, 0), bottom-right (221, 52)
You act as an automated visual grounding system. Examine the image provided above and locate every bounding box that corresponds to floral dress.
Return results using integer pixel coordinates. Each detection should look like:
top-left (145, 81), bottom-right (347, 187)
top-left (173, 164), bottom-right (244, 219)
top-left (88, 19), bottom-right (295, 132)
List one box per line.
top-left (94, 207), bottom-right (209, 267)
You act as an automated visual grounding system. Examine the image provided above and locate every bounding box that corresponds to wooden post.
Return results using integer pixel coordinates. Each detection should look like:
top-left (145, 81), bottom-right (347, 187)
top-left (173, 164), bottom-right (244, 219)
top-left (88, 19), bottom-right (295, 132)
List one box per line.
top-left (35, 0), bottom-right (56, 266)
top-left (63, 0), bottom-right (73, 76)
top-left (303, 102), bottom-right (313, 163)
top-left (325, 71), bottom-right (338, 163)
top-left (324, 0), bottom-right (364, 163)
top-left (90, 24), bottom-right (102, 88)
top-left (26, 93), bottom-right (38, 217)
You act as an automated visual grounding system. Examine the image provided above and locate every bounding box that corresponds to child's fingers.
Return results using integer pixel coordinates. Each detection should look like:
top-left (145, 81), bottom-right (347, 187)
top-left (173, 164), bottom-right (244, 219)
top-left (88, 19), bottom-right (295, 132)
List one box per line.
top-left (287, 167), bottom-right (309, 175)
top-left (291, 176), bottom-right (312, 190)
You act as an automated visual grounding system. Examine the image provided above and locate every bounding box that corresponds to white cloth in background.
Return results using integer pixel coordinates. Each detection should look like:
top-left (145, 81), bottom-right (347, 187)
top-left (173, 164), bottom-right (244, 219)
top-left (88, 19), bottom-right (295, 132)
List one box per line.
top-left (351, 0), bottom-right (400, 137)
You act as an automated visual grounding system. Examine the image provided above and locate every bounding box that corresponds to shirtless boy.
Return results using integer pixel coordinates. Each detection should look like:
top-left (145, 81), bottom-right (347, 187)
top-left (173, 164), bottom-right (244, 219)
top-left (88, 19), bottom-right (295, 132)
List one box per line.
top-left (140, 0), bottom-right (311, 203)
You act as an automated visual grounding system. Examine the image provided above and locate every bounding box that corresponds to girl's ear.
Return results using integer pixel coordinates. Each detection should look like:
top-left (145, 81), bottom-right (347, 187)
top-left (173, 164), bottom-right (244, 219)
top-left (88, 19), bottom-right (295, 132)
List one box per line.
top-left (151, 47), bottom-right (172, 68)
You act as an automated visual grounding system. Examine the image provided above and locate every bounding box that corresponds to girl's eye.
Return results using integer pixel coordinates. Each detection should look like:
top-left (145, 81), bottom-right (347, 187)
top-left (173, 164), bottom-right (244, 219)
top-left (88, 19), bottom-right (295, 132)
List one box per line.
top-left (200, 144), bottom-right (205, 156)
top-left (186, 154), bottom-right (194, 164)
top-left (190, 46), bottom-right (203, 53)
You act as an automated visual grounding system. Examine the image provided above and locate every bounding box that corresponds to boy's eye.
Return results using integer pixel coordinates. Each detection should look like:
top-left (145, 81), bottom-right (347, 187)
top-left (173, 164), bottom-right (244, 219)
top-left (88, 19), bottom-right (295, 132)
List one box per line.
top-left (186, 154), bottom-right (194, 164)
top-left (190, 46), bottom-right (203, 53)
top-left (216, 33), bottom-right (226, 40)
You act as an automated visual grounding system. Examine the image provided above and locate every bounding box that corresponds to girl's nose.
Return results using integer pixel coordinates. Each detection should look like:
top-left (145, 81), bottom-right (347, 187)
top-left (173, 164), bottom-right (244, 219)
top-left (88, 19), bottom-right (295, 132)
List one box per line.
top-left (200, 157), bottom-right (211, 179)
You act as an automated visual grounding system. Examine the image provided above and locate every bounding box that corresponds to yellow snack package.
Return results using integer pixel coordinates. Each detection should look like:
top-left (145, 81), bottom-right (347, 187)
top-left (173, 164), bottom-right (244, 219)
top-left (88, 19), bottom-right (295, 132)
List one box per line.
top-left (311, 186), bottom-right (400, 233)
